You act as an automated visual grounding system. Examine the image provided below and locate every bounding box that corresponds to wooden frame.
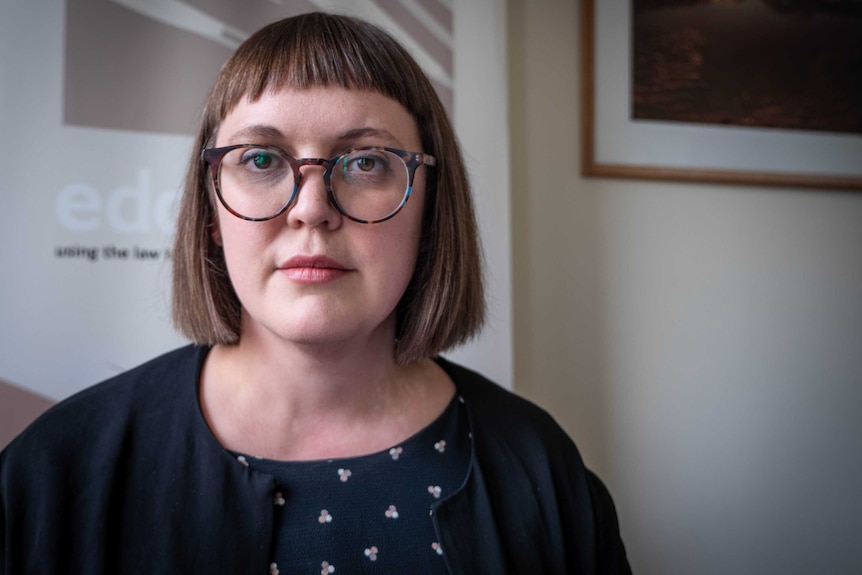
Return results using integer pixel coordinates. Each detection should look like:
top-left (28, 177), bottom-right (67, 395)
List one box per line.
top-left (581, 0), bottom-right (862, 191)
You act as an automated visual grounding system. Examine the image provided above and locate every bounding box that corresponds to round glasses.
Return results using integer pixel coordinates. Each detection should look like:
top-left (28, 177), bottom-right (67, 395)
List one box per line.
top-left (202, 144), bottom-right (436, 224)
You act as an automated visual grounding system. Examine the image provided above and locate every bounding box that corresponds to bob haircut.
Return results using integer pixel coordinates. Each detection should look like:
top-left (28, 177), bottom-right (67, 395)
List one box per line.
top-left (172, 12), bottom-right (484, 364)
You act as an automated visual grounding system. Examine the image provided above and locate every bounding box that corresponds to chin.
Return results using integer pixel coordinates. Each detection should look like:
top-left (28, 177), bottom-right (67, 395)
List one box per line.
top-left (242, 305), bottom-right (398, 349)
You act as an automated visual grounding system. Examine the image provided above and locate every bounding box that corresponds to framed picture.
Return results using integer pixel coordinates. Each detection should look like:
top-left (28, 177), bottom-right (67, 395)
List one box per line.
top-left (581, 0), bottom-right (862, 190)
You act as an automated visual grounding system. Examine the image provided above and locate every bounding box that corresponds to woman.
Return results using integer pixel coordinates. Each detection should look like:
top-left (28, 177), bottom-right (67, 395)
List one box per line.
top-left (0, 12), bottom-right (630, 574)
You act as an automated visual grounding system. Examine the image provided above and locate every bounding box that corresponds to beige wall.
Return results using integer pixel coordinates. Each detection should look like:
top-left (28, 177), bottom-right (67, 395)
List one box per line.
top-left (509, 1), bottom-right (862, 573)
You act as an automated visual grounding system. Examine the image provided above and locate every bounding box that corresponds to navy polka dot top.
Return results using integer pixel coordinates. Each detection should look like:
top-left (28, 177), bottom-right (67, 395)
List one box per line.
top-left (234, 394), bottom-right (471, 575)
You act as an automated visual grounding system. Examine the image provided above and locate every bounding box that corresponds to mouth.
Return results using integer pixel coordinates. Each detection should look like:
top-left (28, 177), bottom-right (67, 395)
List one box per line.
top-left (278, 255), bottom-right (351, 284)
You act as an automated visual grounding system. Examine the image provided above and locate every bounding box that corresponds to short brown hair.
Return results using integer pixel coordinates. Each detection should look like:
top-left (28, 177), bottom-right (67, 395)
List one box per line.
top-left (172, 12), bottom-right (484, 364)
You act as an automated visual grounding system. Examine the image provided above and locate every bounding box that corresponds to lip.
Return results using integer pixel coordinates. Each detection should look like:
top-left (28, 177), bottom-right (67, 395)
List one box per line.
top-left (278, 255), bottom-right (351, 284)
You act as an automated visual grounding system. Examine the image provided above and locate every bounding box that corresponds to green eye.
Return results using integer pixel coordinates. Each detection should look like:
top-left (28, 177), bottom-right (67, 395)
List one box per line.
top-left (252, 153), bottom-right (272, 170)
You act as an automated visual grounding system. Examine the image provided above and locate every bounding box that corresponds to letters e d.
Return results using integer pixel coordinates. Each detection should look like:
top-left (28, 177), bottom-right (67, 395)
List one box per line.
top-left (56, 170), bottom-right (176, 234)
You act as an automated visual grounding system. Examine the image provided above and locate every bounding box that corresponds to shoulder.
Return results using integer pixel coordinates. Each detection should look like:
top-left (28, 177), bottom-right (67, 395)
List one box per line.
top-left (436, 358), bottom-right (632, 572)
top-left (0, 345), bottom-right (275, 573)
top-left (435, 356), bottom-right (582, 463)
top-left (436, 356), bottom-right (569, 435)
top-left (0, 344), bottom-right (206, 467)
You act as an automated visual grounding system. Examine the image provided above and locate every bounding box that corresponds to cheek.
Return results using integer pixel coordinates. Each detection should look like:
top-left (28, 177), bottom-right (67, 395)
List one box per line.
top-left (384, 216), bottom-right (424, 291)
top-left (217, 202), bottom-right (274, 243)
top-left (354, 209), bottom-right (422, 299)
top-left (216, 215), bottom-right (276, 277)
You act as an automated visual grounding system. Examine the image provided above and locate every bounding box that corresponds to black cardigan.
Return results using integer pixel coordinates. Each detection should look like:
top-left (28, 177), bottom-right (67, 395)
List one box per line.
top-left (1, 345), bottom-right (630, 574)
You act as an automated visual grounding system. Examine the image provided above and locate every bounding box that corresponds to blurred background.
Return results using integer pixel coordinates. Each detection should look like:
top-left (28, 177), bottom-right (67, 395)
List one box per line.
top-left (3, 0), bottom-right (862, 573)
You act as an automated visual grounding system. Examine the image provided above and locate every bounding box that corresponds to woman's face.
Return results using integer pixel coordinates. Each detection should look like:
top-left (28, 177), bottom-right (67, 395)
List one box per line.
top-left (213, 86), bottom-right (427, 351)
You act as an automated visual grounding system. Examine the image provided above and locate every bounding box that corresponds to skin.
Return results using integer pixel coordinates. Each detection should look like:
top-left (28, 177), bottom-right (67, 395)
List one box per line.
top-left (199, 87), bottom-right (454, 461)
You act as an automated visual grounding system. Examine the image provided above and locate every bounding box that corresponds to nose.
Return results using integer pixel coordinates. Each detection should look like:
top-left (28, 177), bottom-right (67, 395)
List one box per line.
top-left (285, 162), bottom-right (342, 230)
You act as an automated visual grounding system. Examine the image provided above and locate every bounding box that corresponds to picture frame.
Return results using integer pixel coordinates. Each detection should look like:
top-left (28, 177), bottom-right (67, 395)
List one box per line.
top-left (581, 0), bottom-right (862, 191)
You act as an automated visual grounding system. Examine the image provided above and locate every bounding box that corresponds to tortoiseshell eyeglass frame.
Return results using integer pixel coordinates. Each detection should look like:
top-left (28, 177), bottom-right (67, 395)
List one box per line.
top-left (201, 144), bottom-right (437, 224)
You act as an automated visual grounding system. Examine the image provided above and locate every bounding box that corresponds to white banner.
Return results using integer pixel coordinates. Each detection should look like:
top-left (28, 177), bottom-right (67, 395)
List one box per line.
top-left (2, 0), bottom-right (519, 443)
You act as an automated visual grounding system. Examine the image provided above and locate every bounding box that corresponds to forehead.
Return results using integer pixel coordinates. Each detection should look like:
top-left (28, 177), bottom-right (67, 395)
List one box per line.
top-left (215, 87), bottom-right (422, 150)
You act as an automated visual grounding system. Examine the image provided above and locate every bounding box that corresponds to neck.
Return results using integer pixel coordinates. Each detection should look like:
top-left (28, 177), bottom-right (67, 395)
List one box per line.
top-left (218, 316), bottom-right (401, 413)
top-left (199, 316), bottom-right (453, 460)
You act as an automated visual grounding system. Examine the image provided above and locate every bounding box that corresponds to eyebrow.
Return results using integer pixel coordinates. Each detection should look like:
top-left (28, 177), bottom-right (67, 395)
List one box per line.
top-left (227, 124), bottom-right (284, 142)
top-left (336, 127), bottom-right (401, 145)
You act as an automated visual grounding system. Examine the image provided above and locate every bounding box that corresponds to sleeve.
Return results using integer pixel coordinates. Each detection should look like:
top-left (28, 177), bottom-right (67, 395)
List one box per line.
top-left (586, 469), bottom-right (633, 575)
